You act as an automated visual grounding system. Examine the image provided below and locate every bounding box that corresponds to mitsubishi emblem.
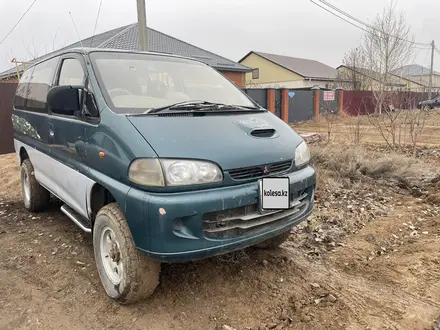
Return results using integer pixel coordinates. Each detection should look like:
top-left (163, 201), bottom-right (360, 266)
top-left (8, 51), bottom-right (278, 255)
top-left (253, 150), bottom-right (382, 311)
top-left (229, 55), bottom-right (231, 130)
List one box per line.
top-left (263, 166), bottom-right (270, 174)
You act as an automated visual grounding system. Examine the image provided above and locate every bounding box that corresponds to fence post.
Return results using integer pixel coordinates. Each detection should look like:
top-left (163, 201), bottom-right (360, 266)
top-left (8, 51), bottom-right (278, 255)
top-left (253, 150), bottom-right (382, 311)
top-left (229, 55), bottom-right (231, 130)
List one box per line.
top-left (281, 89), bottom-right (289, 123)
top-left (313, 89), bottom-right (320, 119)
top-left (338, 89), bottom-right (344, 117)
top-left (267, 89), bottom-right (275, 114)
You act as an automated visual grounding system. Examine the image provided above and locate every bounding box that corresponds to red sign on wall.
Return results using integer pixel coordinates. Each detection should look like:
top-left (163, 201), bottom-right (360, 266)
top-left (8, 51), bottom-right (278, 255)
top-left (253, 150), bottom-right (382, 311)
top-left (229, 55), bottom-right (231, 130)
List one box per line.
top-left (323, 91), bottom-right (335, 101)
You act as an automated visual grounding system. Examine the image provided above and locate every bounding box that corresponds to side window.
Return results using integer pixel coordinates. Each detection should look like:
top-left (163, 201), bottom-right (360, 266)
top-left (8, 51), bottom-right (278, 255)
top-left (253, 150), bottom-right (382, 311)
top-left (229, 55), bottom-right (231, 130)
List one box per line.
top-left (252, 68), bottom-right (259, 79)
top-left (14, 67), bottom-right (34, 109)
top-left (58, 58), bottom-right (85, 86)
top-left (26, 56), bottom-right (59, 113)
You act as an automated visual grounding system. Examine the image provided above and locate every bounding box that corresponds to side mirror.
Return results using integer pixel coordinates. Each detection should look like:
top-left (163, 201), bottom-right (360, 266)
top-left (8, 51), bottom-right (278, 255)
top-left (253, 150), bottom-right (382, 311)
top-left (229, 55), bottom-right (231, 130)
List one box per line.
top-left (47, 85), bottom-right (83, 116)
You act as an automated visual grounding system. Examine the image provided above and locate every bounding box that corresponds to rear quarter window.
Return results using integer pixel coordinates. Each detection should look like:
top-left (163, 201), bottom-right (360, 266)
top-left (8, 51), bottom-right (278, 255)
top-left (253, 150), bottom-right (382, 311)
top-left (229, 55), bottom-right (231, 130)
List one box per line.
top-left (14, 67), bottom-right (34, 109)
top-left (26, 56), bottom-right (59, 113)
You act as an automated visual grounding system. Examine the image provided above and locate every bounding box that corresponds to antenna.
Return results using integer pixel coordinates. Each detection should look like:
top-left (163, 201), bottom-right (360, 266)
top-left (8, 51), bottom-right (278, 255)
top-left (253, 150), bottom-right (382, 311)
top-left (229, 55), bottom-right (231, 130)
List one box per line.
top-left (69, 11), bottom-right (84, 47)
top-left (52, 26), bottom-right (60, 51)
top-left (90, 0), bottom-right (103, 47)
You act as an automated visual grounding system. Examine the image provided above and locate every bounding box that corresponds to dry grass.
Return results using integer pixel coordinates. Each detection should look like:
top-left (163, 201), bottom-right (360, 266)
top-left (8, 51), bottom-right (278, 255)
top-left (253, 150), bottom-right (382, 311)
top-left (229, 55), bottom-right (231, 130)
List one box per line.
top-left (310, 144), bottom-right (435, 190)
top-left (304, 144), bottom-right (439, 252)
top-left (293, 109), bottom-right (440, 147)
top-left (0, 153), bottom-right (20, 201)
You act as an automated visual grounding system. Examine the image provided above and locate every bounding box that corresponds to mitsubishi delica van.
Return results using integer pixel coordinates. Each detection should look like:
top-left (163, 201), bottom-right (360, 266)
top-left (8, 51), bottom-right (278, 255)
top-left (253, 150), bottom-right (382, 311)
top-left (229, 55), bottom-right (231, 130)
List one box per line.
top-left (12, 48), bottom-right (316, 304)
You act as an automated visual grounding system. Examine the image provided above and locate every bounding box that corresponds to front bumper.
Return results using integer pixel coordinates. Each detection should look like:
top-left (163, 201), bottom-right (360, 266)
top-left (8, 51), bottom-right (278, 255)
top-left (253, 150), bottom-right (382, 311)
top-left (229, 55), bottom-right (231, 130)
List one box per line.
top-left (125, 165), bottom-right (316, 263)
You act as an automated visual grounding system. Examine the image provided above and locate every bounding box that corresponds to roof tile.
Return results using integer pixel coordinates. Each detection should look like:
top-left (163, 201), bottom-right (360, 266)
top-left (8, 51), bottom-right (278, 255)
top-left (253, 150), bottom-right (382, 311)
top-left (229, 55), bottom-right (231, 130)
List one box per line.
top-left (245, 51), bottom-right (337, 80)
top-left (0, 23), bottom-right (250, 78)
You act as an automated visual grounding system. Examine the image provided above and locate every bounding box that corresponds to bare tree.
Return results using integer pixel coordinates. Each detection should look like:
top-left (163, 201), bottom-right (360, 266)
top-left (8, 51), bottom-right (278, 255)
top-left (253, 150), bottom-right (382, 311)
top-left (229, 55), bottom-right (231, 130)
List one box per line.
top-left (346, 100), bottom-right (368, 144)
top-left (361, 0), bottom-right (415, 114)
top-left (319, 98), bottom-right (340, 143)
top-left (336, 47), bottom-right (368, 91)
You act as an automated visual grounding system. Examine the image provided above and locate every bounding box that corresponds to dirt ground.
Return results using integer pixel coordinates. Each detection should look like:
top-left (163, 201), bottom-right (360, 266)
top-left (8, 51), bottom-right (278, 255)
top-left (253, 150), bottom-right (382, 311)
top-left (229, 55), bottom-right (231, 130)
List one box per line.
top-left (2, 139), bottom-right (440, 329)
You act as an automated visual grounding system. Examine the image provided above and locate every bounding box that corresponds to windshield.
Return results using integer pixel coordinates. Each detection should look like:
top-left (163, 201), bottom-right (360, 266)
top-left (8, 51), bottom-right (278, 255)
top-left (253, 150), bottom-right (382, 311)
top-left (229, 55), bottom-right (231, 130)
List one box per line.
top-left (89, 51), bottom-right (256, 114)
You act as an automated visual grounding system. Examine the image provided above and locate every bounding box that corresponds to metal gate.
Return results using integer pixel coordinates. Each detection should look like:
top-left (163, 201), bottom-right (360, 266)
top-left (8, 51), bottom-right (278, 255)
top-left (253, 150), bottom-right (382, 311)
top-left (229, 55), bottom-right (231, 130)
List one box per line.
top-left (288, 90), bottom-right (314, 122)
top-left (242, 88), bottom-right (267, 108)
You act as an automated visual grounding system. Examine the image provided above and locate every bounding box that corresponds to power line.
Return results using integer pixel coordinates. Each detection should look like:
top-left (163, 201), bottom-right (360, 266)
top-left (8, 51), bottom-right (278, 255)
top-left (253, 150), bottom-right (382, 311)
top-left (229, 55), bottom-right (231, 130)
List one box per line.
top-left (316, 0), bottom-right (430, 47)
top-left (0, 0), bottom-right (38, 47)
top-left (309, 0), bottom-right (368, 33)
top-left (90, 0), bottom-right (103, 47)
top-left (310, 0), bottom-right (431, 48)
top-left (315, 0), bottom-right (430, 47)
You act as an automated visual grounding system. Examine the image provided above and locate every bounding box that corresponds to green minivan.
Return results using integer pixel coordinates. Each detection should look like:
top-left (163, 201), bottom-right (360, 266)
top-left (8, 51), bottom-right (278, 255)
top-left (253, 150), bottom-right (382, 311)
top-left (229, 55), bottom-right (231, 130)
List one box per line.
top-left (12, 48), bottom-right (316, 304)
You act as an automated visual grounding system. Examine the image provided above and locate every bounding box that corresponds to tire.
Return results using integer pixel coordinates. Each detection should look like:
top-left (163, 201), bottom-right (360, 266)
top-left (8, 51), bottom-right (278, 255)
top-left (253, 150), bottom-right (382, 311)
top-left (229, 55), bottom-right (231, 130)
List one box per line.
top-left (255, 230), bottom-right (291, 249)
top-left (93, 203), bottom-right (160, 305)
top-left (20, 158), bottom-right (50, 212)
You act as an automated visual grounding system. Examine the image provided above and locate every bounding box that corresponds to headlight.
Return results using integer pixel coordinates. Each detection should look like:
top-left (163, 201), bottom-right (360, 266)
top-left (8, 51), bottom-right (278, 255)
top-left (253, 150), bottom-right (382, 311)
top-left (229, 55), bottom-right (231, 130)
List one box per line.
top-left (128, 158), bottom-right (165, 186)
top-left (160, 159), bottom-right (223, 186)
top-left (295, 141), bottom-right (310, 167)
top-left (128, 158), bottom-right (223, 187)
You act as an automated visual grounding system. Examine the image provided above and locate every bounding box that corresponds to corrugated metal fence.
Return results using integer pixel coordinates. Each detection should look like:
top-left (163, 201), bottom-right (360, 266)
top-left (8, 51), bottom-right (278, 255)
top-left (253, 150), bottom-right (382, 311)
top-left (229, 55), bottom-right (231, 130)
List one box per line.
top-left (243, 88), bottom-right (317, 122)
top-left (288, 90), bottom-right (314, 122)
top-left (0, 82), bottom-right (17, 155)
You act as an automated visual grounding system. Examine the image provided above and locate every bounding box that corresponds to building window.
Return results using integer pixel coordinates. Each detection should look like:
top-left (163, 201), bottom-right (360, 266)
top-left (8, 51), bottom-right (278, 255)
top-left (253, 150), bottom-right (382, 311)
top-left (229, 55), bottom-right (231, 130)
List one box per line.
top-left (252, 68), bottom-right (259, 79)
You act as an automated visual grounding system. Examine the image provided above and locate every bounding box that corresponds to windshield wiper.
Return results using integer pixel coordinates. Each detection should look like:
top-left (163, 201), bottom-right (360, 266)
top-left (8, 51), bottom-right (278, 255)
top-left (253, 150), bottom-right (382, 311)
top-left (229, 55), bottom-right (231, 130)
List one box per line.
top-left (144, 100), bottom-right (261, 114)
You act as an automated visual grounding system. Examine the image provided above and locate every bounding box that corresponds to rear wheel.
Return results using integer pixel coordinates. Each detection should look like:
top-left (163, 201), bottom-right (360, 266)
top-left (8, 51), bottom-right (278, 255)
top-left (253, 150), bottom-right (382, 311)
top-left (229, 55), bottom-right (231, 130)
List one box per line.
top-left (93, 203), bottom-right (160, 305)
top-left (20, 159), bottom-right (50, 212)
top-left (255, 230), bottom-right (292, 249)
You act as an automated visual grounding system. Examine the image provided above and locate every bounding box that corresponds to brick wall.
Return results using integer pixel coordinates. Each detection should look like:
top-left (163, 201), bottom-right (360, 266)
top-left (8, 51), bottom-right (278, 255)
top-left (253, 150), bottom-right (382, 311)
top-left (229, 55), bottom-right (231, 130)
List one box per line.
top-left (220, 71), bottom-right (245, 88)
top-left (0, 82), bottom-right (17, 155)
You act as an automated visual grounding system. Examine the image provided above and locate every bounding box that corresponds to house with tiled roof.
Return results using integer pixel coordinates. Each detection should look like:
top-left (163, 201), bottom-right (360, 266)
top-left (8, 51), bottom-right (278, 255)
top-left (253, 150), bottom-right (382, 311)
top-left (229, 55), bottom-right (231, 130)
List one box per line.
top-left (390, 64), bottom-right (440, 89)
top-left (0, 23), bottom-right (251, 87)
top-left (336, 65), bottom-right (426, 92)
top-left (238, 51), bottom-right (338, 89)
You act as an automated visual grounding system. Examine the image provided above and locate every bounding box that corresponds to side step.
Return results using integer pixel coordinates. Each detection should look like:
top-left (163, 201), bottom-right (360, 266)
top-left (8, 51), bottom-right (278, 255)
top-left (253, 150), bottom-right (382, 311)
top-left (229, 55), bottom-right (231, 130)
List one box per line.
top-left (60, 204), bottom-right (92, 233)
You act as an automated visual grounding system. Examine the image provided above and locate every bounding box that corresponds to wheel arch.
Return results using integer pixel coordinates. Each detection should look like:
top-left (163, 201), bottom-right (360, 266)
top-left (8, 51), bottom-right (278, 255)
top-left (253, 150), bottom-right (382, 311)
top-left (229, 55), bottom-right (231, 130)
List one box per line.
top-left (87, 182), bottom-right (118, 222)
top-left (19, 146), bottom-right (29, 164)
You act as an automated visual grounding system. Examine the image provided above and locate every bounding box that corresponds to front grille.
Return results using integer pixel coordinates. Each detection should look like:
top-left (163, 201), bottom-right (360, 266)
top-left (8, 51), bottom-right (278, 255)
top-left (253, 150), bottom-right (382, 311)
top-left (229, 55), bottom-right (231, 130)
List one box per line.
top-left (228, 160), bottom-right (293, 180)
top-left (203, 188), bottom-right (311, 239)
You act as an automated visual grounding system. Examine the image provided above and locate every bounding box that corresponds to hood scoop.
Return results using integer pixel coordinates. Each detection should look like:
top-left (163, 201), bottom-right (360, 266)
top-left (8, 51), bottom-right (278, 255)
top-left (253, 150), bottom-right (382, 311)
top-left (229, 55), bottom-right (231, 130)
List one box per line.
top-left (250, 128), bottom-right (276, 138)
top-left (233, 117), bottom-right (279, 139)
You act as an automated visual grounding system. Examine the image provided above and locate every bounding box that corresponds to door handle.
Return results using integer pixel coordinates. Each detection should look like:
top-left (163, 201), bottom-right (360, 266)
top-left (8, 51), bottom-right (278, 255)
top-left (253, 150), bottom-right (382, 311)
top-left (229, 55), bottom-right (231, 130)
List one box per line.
top-left (48, 123), bottom-right (55, 137)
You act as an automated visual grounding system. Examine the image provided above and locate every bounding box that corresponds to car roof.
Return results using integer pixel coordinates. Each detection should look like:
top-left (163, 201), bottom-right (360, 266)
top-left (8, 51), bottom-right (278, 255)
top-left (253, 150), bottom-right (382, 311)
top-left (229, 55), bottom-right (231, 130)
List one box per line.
top-left (26, 47), bottom-right (209, 70)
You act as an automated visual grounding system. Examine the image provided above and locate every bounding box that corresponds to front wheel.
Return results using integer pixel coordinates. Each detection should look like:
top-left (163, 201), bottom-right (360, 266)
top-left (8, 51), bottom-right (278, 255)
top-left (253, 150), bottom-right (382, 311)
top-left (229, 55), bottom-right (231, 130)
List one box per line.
top-left (255, 230), bottom-right (292, 249)
top-left (93, 203), bottom-right (160, 304)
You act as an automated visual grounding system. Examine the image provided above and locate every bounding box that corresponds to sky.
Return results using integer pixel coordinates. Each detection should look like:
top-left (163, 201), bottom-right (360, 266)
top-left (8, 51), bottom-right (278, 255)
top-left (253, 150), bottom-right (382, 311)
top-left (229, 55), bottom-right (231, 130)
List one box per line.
top-left (0, 0), bottom-right (439, 73)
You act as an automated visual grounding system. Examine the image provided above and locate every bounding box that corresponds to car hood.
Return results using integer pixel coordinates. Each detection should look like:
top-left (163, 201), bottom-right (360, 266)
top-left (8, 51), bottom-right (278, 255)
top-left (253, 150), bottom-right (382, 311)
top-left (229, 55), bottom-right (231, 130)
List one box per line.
top-left (127, 111), bottom-right (303, 170)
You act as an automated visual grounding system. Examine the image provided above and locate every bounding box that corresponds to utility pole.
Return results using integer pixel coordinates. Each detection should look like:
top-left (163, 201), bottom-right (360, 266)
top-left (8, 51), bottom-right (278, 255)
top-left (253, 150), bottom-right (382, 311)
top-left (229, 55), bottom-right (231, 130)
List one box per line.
top-left (137, 0), bottom-right (148, 51)
top-left (11, 58), bottom-right (28, 79)
top-left (428, 40), bottom-right (435, 100)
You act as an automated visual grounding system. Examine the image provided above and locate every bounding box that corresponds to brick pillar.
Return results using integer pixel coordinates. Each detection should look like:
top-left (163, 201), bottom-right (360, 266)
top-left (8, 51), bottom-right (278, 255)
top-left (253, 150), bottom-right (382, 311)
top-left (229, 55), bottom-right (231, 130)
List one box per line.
top-left (313, 89), bottom-right (320, 119)
top-left (281, 89), bottom-right (289, 123)
top-left (267, 89), bottom-right (275, 114)
top-left (338, 89), bottom-right (344, 116)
